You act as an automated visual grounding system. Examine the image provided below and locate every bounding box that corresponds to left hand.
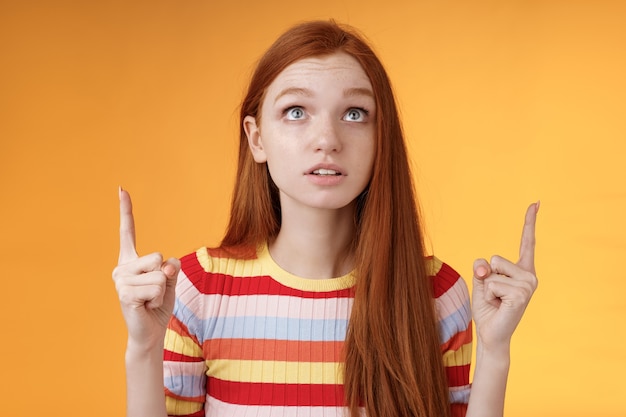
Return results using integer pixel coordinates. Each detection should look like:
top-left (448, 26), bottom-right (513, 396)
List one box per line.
top-left (472, 202), bottom-right (540, 351)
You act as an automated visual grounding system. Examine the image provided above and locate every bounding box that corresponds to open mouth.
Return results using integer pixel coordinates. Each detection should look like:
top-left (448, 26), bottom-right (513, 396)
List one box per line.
top-left (311, 169), bottom-right (342, 176)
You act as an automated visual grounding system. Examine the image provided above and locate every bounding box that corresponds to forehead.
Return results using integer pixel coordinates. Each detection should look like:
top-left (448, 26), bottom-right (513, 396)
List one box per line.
top-left (266, 52), bottom-right (373, 93)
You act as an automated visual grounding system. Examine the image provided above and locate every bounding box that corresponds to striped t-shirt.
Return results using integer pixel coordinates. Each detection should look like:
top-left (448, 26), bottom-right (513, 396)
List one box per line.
top-left (163, 243), bottom-right (472, 417)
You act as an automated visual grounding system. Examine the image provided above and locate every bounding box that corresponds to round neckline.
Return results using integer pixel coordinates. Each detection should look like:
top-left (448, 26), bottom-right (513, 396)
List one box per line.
top-left (258, 243), bottom-right (356, 292)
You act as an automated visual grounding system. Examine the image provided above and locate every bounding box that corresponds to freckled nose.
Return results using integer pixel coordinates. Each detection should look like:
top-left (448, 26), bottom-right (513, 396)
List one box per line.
top-left (313, 116), bottom-right (342, 153)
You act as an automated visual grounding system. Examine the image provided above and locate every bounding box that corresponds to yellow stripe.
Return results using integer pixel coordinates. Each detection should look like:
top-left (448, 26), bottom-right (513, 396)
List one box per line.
top-left (207, 358), bottom-right (344, 384)
top-left (196, 247), bottom-right (264, 276)
top-left (164, 328), bottom-right (204, 358)
top-left (442, 341), bottom-right (472, 367)
top-left (165, 396), bottom-right (203, 415)
top-left (426, 256), bottom-right (444, 276)
top-left (196, 245), bottom-right (356, 291)
top-left (195, 247), bottom-right (212, 272)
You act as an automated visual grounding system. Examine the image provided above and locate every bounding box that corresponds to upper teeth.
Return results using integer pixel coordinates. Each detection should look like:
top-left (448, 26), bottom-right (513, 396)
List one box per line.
top-left (313, 169), bottom-right (339, 175)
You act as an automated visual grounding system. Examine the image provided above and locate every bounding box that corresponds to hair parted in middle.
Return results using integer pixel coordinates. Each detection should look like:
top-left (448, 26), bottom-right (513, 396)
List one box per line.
top-left (221, 20), bottom-right (451, 417)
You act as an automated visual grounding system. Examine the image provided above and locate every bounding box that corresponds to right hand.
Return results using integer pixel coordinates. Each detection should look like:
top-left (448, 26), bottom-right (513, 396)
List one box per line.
top-left (112, 187), bottom-right (180, 350)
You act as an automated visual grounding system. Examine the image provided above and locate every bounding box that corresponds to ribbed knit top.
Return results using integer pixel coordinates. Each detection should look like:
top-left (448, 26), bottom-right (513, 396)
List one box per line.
top-left (163, 243), bottom-right (472, 417)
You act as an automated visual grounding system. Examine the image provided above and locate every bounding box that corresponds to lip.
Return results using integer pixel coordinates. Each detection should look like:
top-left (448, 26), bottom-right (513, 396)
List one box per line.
top-left (304, 163), bottom-right (346, 186)
top-left (305, 163), bottom-right (346, 176)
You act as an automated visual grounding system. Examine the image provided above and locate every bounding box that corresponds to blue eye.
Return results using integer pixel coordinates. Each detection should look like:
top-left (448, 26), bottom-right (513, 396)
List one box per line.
top-left (344, 108), bottom-right (367, 122)
top-left (286, 107), bottom-right (305, 120)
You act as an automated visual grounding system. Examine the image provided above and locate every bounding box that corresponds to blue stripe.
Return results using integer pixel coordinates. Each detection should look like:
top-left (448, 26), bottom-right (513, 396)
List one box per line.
top-left (449, 385), bottom-right (471, 404)
top-left (210, 315), bottom-right (348, 341)
top-left (438, 298), bottom-right (471, 343)
top-left (164, 373), bottom-right (206, 398)
top-left (172, 298), bottom-right (348, 342)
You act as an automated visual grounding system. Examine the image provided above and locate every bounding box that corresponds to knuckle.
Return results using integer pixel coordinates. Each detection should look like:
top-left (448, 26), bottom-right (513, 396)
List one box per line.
top-left (111, 266), bottom-right (121, 280)
top-left (490, 255), bottom-right (502, 267)
top-left (522, 271), bottom-right (538, 289)
top-left (112, 264), bottom-right (129, 282)
top-left (516, 285), bottom-right (533, 303)
top-left (148, 285), bottom-right (165, 302)
top-left (149, 252), bottom-right (164, 265)
top-left (148, 270), bottom-right (168, 284)
top-left (117, 287), bottom-right (133, 305)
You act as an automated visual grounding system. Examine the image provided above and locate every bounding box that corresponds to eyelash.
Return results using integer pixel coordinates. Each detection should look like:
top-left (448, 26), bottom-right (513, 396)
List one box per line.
top-left (283, 106), bottom-right (370, 121)
top-left (284, 106), bottom-right (305, 120)
top-left (344, 108), bottom-right (369, 121)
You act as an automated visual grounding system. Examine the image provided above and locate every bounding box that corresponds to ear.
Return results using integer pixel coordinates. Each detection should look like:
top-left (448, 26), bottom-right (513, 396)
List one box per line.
top-left (243, 115), bottom-right (267, 163)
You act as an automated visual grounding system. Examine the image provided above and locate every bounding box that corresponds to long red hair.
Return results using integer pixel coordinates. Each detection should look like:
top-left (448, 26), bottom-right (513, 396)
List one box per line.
top-left (221, 20), bottom-right (451, 417)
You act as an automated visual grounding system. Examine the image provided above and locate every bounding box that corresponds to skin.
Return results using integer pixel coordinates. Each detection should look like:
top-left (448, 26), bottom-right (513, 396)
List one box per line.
top-left (243, 53), bottom-right (376, 278)
top-left (466, 201), bottom-right (539, 417)
top-left (112, 51), bottom-right (539, 417)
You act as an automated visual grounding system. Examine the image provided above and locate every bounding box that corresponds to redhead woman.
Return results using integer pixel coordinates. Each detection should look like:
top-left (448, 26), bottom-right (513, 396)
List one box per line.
top-left (113, 20), bottom-right (539, 417)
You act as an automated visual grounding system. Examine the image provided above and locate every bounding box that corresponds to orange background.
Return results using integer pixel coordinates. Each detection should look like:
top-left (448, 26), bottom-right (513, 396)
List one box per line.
top-left (1, 1), bottom-right (625, 415)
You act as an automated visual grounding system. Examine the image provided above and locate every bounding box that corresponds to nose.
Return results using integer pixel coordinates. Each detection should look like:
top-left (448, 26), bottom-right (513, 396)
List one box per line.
top-left (312, 114), bottom-right (342, 153)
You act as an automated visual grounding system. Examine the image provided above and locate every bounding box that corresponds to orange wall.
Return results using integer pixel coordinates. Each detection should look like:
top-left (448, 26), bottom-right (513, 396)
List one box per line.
top-left (1, 1), bottom-right (624, 415)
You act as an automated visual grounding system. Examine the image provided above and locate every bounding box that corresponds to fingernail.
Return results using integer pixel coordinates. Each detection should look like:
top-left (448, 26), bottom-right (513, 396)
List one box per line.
top-left (162, 263), bottom-right (176, 277)
top-left (476, 265), bottom-right (487, 277)
top-left (118, 185), bottom-right (123, 200)
top-left (535, 200), bottom-right (541, 213)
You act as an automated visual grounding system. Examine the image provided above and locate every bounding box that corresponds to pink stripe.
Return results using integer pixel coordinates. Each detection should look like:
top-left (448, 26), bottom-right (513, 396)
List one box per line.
top-left (434, 277), bottom-right (469, 318)
top-left (211, 295), bottom-right (353, 320)
top-left (164, 360), bottom-right (206, 378)
top-left (205, 395), bottom-right (349, 416)
top-left (181, 293), bottom-right (353, 321)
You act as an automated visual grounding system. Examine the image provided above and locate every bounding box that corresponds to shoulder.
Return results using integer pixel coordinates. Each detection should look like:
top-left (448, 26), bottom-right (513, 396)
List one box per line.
top-left (427, 256), bottom-right (472, 336)
top-left (176, 244), bottom-right (263, 295)
top-left (428, 257), bottom-right (472, 405)
top-left (179, 245), bottom-right (259, 275)
top-left (172, 246), bottom-right (261, 321)
top-left (426, 256), bottom-right (468, 300)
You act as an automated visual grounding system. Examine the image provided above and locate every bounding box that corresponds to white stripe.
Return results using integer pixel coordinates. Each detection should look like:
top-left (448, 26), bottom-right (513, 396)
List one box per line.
top-left (434, 276), bottom-right (470, 319)
top-left (175, 276), bottom-right (353, 321)
top-left (205, 395), bottom-right (355, 417)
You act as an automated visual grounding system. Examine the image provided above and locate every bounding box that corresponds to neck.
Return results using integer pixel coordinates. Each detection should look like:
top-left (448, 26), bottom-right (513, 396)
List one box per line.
top-left (269, 203), bottom-right (357, 279)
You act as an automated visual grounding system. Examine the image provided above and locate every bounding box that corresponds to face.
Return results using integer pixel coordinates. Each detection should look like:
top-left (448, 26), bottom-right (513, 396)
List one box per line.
top-left (244, 52), bottom-right (376, 214)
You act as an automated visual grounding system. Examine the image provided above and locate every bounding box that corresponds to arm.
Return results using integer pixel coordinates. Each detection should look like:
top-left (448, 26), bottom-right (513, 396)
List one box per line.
top-left (465, 342), bottom-right (510, 416)
top-left (112, 188), bottom-right (180, 417)
top-left (125, 341), bottom-right (169, 417)
top-left (466, 202), bottom-right (540, 417)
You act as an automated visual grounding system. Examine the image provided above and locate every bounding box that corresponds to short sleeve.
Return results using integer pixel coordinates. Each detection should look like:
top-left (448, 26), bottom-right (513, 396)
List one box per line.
top-left (163, 252), bottom-right (208, 417)
top-left (429, 257), bottom-right (472, 417)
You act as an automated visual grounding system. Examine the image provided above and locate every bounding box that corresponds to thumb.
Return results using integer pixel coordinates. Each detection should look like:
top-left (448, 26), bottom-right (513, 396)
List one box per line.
top-left (161, 258), bottom-right (181, 281)
top-left (473, 258), bottom-right (492, 280)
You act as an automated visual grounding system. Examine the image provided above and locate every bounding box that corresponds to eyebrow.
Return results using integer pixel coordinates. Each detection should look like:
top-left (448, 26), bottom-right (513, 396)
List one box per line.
top-left (273, 87), bottom-right (374, 103)
top-left (274, 87), bottom-right (313, 103)
top-left (343, 87), bottom-right (375, 99)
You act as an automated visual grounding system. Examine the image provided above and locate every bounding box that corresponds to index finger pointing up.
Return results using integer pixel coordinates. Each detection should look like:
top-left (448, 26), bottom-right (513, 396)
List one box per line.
top-left (517, 201), bottom-right (539, 273)
top-left (118, 186), bottom-right (138, 264)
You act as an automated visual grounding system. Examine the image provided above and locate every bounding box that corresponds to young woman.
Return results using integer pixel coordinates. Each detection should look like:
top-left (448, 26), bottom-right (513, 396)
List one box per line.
top-left (113, 20), bottom-right (539, 417)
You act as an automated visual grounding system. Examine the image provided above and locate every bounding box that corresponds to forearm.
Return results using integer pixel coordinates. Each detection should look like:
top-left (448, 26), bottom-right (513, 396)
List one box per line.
top-left (465, 343), bottom-right (511, 417)
top-left (125, 341), bottom-right (168, 417)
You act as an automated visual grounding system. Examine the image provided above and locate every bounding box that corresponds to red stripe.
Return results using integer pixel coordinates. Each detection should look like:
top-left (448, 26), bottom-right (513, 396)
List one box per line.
top-left (446, 364), bottom-right (471, 386)
top-left (164, 387), bottom-right (205, 403)
top-left (431, 262), bottom-right (462, 298)
top-left (181, 255), bottom-right (354, 298)
top-left (203, 338), bottom-right (344, 362)
top-left (167, 315), bottom-right (202, 347)
top-left (164, 349), bottom-right (204, 363)
top-left (441, 323), bottom-right (473, 353)
top-left (451, 403), bottom-right (468, 417)
top-left (209, 378), bottom-right (345, 407)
